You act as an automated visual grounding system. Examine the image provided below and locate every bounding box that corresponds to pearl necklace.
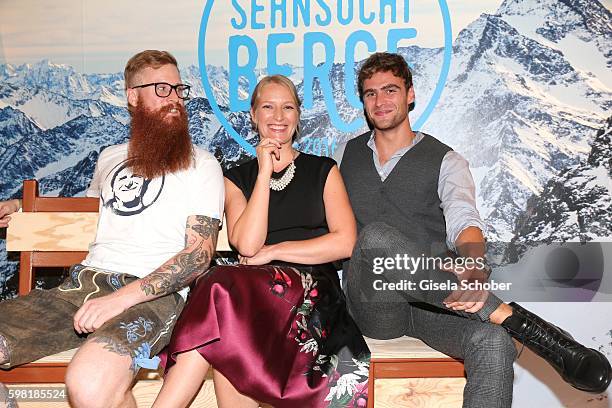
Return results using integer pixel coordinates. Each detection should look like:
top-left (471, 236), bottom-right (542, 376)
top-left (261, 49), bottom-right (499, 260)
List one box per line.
top-left (269, 160), bottom-right (296, 191)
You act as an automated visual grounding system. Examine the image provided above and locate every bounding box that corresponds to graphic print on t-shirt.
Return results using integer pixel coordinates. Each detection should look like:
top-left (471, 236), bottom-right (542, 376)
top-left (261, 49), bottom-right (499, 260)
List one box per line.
top-left (101, 161), bottom-right (164, 216)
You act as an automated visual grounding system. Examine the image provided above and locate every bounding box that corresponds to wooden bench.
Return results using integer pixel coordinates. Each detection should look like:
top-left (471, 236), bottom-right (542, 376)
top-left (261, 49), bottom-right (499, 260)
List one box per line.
top-left (2, 179), bottom-right (466, 407)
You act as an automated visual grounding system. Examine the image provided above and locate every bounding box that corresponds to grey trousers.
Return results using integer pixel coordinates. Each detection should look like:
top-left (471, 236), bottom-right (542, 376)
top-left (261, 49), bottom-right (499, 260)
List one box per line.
top-left (344, 222), bottom-right (515, 408)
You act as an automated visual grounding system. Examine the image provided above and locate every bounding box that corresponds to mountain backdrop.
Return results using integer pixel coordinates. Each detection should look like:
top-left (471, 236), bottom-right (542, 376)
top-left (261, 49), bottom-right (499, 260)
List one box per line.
top-left (1, 0), bottom-right (610, 298)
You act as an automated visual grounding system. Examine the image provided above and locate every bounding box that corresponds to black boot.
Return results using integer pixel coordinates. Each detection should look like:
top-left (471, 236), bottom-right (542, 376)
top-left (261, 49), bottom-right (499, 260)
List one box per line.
top-left (502, 302), bottom-right (611, 393)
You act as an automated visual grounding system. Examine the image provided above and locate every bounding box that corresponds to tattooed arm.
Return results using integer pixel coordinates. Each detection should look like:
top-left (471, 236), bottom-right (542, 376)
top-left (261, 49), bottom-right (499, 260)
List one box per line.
top-left (139, 215), bottom-right (220, 296)
top-left (73, 215), bottom-right (220, 334)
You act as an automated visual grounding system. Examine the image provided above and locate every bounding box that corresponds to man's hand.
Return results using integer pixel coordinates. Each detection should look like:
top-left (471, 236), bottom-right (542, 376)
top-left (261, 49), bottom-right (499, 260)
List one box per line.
top-left (441, 258), bottom-right (490, 313)
top-left (239, 245), bottom-right (277, 266)
top-left (0, 199), bottom-right (20, 228)
top-left (73, 292), bottom-right (132, 334)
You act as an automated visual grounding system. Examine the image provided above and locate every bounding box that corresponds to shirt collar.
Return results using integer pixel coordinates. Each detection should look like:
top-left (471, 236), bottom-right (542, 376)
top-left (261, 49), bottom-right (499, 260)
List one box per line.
top-left (366, 131), bottom-right (424, 158)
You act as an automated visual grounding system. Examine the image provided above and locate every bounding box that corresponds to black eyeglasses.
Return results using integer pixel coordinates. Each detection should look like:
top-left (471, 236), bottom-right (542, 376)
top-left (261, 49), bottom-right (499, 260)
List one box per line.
top-left (131, 82), bottom-right (191, 99)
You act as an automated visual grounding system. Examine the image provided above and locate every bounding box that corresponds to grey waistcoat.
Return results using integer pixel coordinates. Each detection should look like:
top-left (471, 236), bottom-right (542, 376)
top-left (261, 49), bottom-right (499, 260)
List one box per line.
top-left (340, 132), bottom-right (452, 256)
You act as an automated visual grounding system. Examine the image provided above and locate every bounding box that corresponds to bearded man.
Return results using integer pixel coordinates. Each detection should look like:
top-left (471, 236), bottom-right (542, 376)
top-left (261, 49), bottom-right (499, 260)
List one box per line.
top-left (0, 50), bottom-right (224, 408)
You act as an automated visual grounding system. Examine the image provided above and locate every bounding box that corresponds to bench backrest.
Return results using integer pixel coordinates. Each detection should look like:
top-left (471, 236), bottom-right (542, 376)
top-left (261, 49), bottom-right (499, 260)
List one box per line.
top-left (7, 179), bottom-right (230, 295)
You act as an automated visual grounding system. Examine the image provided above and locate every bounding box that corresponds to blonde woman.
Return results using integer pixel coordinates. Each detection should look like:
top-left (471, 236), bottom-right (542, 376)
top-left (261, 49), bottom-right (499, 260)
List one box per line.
top-left (154, 75), bottom-right (370, 408)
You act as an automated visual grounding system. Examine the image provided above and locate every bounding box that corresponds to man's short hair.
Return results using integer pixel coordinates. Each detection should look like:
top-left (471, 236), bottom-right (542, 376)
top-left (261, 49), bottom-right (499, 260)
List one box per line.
top-left (124, 50), bottom-right (178, 89)
top-left (357, 52), bottom-right (413, 101)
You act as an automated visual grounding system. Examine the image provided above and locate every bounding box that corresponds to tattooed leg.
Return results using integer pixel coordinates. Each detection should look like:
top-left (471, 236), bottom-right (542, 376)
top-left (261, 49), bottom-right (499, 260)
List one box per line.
top-left (0, 335), bottom-right (9, 365)
top-left (0, 382), bottom-right (17, 408)
top-left (66, 337), bottom-right (137, 408)
top-left (92, 336), bottom-right (138, 374)
top-left (92, 336), bottom-right (131, 357)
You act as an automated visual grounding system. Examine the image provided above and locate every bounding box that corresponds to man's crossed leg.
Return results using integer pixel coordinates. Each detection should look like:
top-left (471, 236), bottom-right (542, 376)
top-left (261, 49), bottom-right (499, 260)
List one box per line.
top-left (345, 222), bottom-right (611, 408)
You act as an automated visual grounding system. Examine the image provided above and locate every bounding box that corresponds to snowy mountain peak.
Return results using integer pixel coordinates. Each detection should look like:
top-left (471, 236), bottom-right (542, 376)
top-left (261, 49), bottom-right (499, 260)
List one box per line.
top-left (497, 0), bottom-right (612, 40)
top-left (455, 13), bottom-right (519, 49)
top-left (1, 59), bottom-right (96, 101)
top-left (508, 116), bottom-right (612, 257)
top-left (30, 58), bottom-right (73, 71)
top-left (498, 0), bottom-right (609, 21)
top-left (18, 59), bottom-right (82, 86)
top-left (495, 0), bottom-right (611, 91)
top-left (453, 13), bottom-right (574, 83)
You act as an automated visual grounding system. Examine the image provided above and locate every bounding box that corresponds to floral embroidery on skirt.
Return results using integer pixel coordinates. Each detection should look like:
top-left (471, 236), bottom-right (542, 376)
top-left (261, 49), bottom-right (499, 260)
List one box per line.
top-left (162, 263), bottom-right (370, 408)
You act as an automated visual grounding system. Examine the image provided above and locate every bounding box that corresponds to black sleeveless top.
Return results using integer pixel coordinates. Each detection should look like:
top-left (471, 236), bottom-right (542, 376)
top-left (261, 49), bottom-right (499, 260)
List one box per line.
top-left (224, 153), bottom-right (336, 246)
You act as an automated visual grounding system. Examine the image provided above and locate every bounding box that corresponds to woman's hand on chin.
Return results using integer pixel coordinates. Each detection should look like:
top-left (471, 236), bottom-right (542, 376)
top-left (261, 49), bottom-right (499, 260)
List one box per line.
top-left (239, 244), bottom-right (277, 266)
top-left (256, 138), bottom-right (281, 178)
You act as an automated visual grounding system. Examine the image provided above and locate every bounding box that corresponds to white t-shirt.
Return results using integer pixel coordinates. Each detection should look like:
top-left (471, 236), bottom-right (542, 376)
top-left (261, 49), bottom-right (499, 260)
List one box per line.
top-left (82, 144), bottom-right (224, 292)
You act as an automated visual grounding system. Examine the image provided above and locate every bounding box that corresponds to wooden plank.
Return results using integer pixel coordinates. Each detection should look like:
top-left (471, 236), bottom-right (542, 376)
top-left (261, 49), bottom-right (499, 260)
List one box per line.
top-left (18, 251), bottom-right (33, 296)
top-left (5, 381), bottom-right (219, 408)
top-left (25, 349), bottom-right (76, 365)
top-left (372, 359), bottom-right (465, 378)
top-left (0, 350), bottom-right (161, 384)
top-left (31, 252), bottom-right (88, 267)
top-left (374, 378), bottom-right (465, 408)
top-left (31, 197), bottom-right (99, 212)
top-left (365, 336), bottom-right (456, 359)
top-left (12, 337), bottom-right (460, 365)
top-left (8, 379), bottom-right (466, 408)
top-left (0, 365), bottom-right (161, 384)
top-left (9, 377), bottom-right (275, 408)
top-left (0, 364), bottom-right (68, 383)
top-left (4, 357), bottom-right (464, 405)
top-left (132, 379), bottom-right (218, 408)
top-left (21, 180), bottom-right (38, 212)
top-left (7, 213), bottom-right (98, 252)
top-left (6, 212), bottom-right (231, 252)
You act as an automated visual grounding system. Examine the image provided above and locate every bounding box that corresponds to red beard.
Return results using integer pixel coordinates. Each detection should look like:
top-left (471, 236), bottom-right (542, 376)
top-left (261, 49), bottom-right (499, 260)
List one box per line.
top-left (127, 102), bottom-right (193, 179)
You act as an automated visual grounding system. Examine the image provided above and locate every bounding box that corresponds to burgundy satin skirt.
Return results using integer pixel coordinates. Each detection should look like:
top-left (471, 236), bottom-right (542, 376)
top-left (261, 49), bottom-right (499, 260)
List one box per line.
top-left (161, 263), bottom-right (370, 407)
